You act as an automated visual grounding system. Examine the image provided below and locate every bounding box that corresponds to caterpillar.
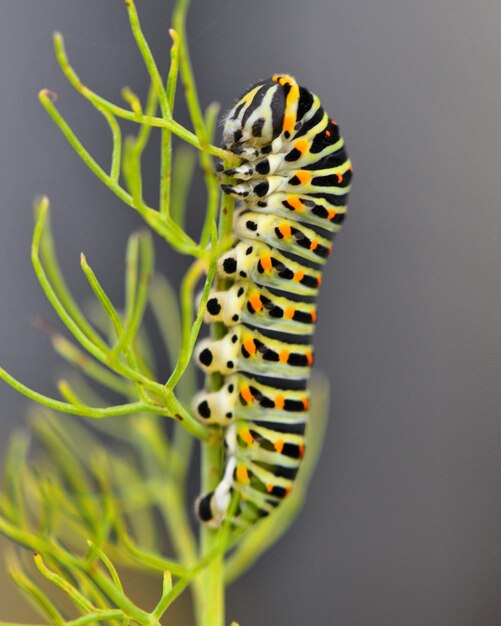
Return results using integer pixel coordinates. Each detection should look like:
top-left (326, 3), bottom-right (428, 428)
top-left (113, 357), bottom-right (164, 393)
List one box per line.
top-left (194, 74), bottom-right (352, 527)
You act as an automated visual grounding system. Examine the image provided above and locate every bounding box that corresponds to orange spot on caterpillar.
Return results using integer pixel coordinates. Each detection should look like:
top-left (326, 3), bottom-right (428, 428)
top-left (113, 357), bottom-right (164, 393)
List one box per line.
top-left (283, 114), bottom-right (295, 133)
top-left (325, 130), bottom-right (331, 137)
top-left (302, 397), bottom-right (309, 411)
top-left (310, 310), bottom-right (317, 323)
top-left (260, 254), bottom-right (273, 272)
top-left (279, 349), bottom-right (290, 364)
top-left (236, 465), bottom-right (249, 484)
top-left (306, 352), bottom-right (313, 366)
top-left (336, 172), bottom-right (343, 184)
top-left (275, 395), bottom-right (285, 410)
top-left (266, 483), bottom-right (274, 493)
top-left (285, 306), bottom-right (295, 320)
top-left (241, 386), bottom-right (254, 404)
top-left (249, 292), bottom-right (263, 312)
top-left (317, 275), bottom-right (322, 287)
top-left (294, 271), bottom-right (305, 283)
top-left (310, 239), bottom-right (318, 251)
top-left (299, 444), bottom-right (305, 459)
top-left (278, 224), bottom-right (292, 239)
top-left (243, 338), bottom-right (257, 356)
top-left (240, 428), bottom-right (254, 446)
top-left (327, 208), bottom-right (337, 220)
top-left (295, 171), bottom-right (311, 185)
top-left (294, 139), bottom-right (309, 153)
top-left (287, 196), bottom-right (304, 212)
top-left (285, 485), bottom-right (292, 496)
top-left (274, 439), bottom-right (285, 453)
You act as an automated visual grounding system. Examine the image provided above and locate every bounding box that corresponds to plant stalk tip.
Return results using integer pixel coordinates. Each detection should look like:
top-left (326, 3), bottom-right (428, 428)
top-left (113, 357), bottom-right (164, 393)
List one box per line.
top-left (39, 89), bottom-right (58, 103)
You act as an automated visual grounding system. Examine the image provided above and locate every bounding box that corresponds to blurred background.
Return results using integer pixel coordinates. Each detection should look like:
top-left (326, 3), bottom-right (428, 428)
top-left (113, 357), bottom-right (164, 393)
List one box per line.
top-left (0, 1), bottom-right (500, 624)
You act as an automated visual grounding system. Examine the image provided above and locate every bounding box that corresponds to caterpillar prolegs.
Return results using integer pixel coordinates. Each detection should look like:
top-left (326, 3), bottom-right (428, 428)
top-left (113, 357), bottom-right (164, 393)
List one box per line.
top-left (194, 74), bottom-right (352, 527)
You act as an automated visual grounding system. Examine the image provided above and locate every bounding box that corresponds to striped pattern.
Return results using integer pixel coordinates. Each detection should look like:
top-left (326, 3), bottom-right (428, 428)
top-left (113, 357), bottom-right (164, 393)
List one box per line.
top-left (194, 74), bottom-right (352, 526)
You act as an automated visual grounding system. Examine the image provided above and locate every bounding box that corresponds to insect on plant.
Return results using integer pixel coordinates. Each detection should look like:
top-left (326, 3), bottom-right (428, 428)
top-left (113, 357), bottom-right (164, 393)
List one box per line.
top-left (0, 1), bottom-right (351, 625)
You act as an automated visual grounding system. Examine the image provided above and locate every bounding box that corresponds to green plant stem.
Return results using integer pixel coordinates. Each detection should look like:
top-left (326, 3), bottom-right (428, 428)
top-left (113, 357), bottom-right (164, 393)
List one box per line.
top-left (159, 30), bottom-right (180, 218)
top-left (39, 91), bottom-right (201, 257)
top-left (197, 435), bottom-right (225, 626)
top-left (195, 168), bottom-right (236, 626)
top-left (52, 31), bottom-right (231, 161)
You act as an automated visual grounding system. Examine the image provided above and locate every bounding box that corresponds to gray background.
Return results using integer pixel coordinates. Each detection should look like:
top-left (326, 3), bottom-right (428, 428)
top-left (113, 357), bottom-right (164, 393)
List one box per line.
top-left (0, 1), bottom-right (500, 624)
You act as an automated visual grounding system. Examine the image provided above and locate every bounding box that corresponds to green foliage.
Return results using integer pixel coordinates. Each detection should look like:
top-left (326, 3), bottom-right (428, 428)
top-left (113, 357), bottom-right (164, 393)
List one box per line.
top-left (0, 1), bottom-right (330, 624)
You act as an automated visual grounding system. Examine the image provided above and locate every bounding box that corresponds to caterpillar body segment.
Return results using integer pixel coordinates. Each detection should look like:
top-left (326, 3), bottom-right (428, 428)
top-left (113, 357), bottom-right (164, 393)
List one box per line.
top-left (203, 283), bottom-right (317, 335)
top-left (234, 210), bottom-right (333, 265)
top-left (196, 325), bottom-right (313, 378)
top-left (195, 74), bottom-right (351, 526)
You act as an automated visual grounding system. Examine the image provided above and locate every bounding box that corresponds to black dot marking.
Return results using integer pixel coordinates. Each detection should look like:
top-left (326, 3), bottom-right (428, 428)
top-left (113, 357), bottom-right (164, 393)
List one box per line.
top-left (269, 485), bottom-right (288, 498)
top-left (279, 268), bottom-right (294, 280)
top-left (233, 129), bottom-right (243, 143)
top-left (227, 361), bottom-right (234, 369)
top-left (260, 396), bottom-right (275, 409)
top-left (261, 145), bottom-right (272, 154)
top-left (285, 148), bottom-right (301, 162)
top-left (284, 398), bottom-right (305, 412)
top-left (288, 353), bottom-right (308, 366)
top-left (282, 443), bottom-right (303, 459)
top-left (284, 131), bottom-right (291, 139)
top-left (257, 201), bottom-right (267, 208)
top-left (232, 314), bottom-right (239, 321)
top-left (269, 306), bottom-right (284, 318)
top-left (246, 246), bottom-right (253, 255)
top-left (263, 349), bottom-right (279, 362)
top-left (273, 466), bottom-right (299, 480)
top-left (252, 117), bottom-right (265, 137)
top-left (207, 298), bottom-right (221, 315)
top-left (199, 348), bottom-right (213, 366)
top-left (256, 160), bottom-right (270, 175)
top-left (197, 493), bottom-right (214, 522)
top-left (289, 175), bottom-right (301, 186)
top-left (198, 400), bottom-right (211, 419)
top-left (223, 257), bottom-right (237, 274)
top-left (246, 220), bottom-right (258, 232)
top-left (293, 310), bottom-right (313, 323)
top-left (237, 287), bottom-right (245, 296)
top-left (300, 274), bottom-right (318, 288)
top-left (254, 181), bottom-right (269, 197)
top-left (226, 412), bottom-right (233, 419)
top-left (239, 271), bottom-right (247, 278)
top-left (228, 384), bottom-right (234, 393)
top-left (231, 334), bottom-right (238, 343)
top-left (312, 205), bottom-right (328, 218)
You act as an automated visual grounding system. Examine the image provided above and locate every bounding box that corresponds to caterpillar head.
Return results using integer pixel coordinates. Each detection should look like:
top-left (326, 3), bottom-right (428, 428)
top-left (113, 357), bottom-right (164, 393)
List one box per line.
top-left (223, 75), bottom-right (299, 150)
